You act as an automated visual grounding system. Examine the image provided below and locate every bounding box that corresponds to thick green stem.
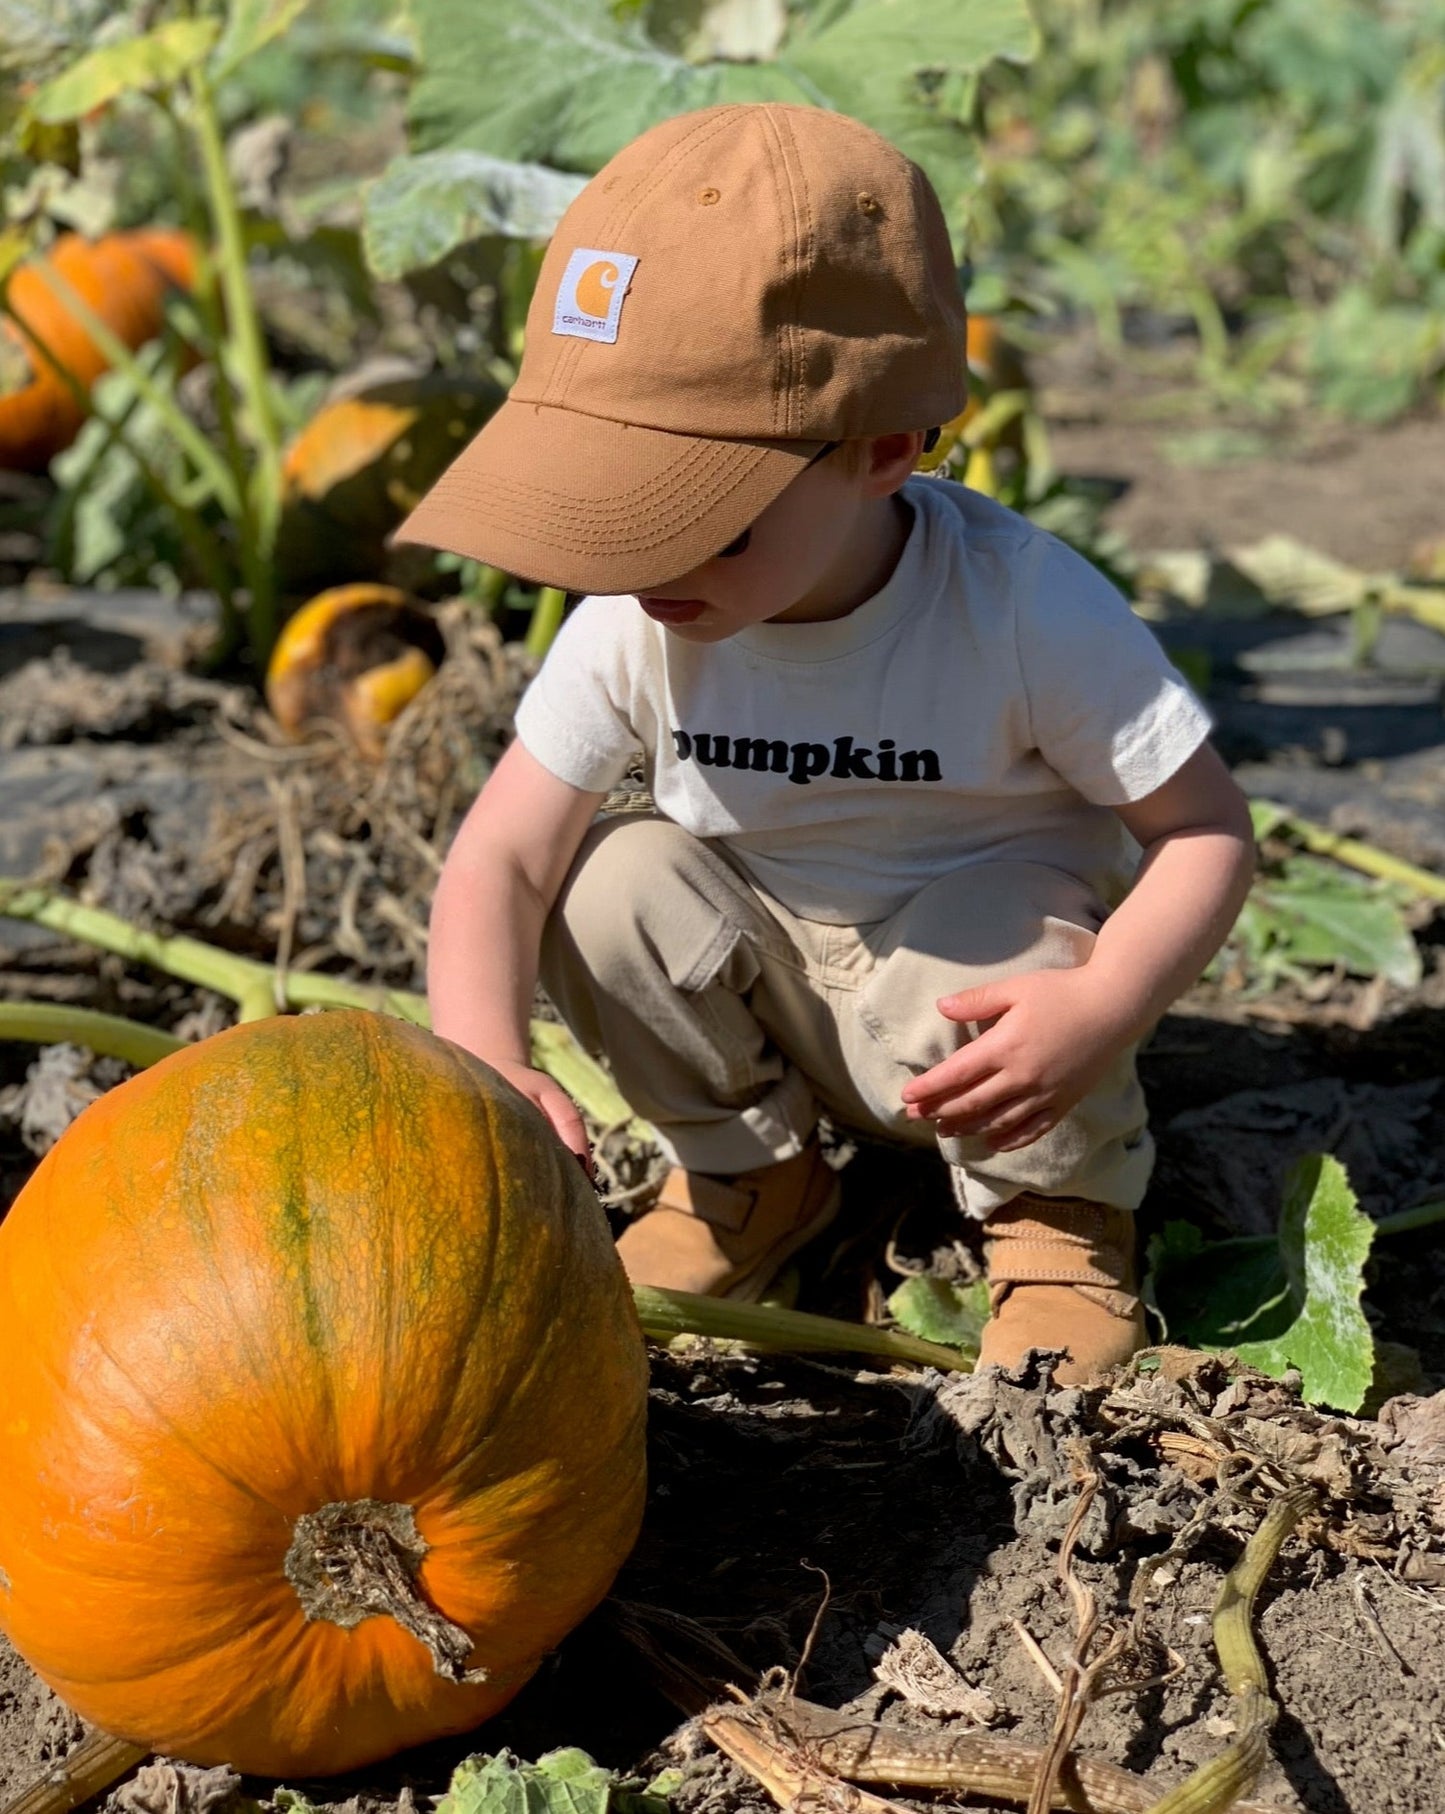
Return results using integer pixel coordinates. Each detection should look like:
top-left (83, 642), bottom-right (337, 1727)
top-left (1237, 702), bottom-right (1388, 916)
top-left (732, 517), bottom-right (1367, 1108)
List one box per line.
top-left (1255, 802), bottom-right (1445, 903)
top-left (0, 1003), bottom-right (184, 1068)
top-left (188, 64), bottom-right (283, 657)
top-left (1375, 1198), bottom-right (1445, 1236)
top-left (0, 886), bottom-right (638, 1131)
top-left (632, 1285), bottom-right (973, 1372)
top-left (530, 1019), bottom-right (634, 1125)
top-left (525, 586), bottom-right (568, 658)
top-left (472, 564), bottom-right (510, 616)
top-left (0, 885), bottom-right (266, 997)
top-left (149, 88), bottom-right (251, 649)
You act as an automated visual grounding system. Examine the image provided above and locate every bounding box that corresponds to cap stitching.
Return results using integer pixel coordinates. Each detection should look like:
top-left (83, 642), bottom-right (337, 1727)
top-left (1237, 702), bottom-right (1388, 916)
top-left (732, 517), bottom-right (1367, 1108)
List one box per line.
top-left (414, 451), bottom-right (804, 553)
top-left (418, 436), bottom-right (781, 531)
top-left (436, 456), bottom-right (758, 528)
top-left (415, 485), bottom-right (754, 554)
top-left (755, 108), bottom-right (791, 439)
top-left (768, 108), bottom-right (798, 438)
top-left (783, 111), bottom-right (817, 438)
top-left (420, 480), bottom-right (765, 546)
top-left (544, 109), bottom-right (749, 410)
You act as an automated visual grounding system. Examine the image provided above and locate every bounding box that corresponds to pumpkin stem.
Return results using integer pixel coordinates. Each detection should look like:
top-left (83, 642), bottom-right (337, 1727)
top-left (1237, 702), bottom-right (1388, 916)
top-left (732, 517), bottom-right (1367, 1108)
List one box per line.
top-left (283, 1498), bottom-right (487, 1685)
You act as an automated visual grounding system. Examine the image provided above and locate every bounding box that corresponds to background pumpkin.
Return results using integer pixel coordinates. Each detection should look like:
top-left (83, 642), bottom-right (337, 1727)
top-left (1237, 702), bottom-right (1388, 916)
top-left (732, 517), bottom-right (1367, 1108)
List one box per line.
top-left (0, 1011), bottom-right (649, 1777)
top-left (274, 370), bottom-right (503, 595)
top-left (264, 582), bottom-right (447, 760)
top-left (0, 228), bottom-right (198, 472)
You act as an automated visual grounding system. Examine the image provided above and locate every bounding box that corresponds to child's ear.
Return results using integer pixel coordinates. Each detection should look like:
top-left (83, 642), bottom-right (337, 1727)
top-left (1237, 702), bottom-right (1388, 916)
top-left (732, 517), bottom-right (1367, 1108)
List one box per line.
top-left (861, 431), bottom-right (925, 493)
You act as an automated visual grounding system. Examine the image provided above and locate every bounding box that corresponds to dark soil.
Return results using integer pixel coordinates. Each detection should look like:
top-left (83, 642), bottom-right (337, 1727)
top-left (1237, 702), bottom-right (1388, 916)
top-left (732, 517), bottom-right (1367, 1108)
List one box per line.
top-left (2, 351), bottom-right (1445, 1814)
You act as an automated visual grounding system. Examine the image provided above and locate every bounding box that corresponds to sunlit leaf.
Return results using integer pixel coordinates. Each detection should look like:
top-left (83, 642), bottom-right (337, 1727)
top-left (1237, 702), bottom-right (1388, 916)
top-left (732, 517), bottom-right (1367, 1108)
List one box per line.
top-left (1233, 1155), bottom-right (1376, 1412)
top-left (211, 0), bottom-right (315, 82)
top-left (439, 1749), bottom-right (617, 1814)
top-left (649, 0), bottom-right (788, 62)
top-left (17, 113), bottom-right (80, 172)
top-left (1244, 857), bottom-right (1422, 988)
top-left (27, 18), bottom-right (220, 123)
top-left (1226, 534), bottom-right (1368, 617)
top-left (1148, 1155), bottom-right (1377, 1411)
top-left (1247, 799), bottom-right (1293, 841)
top-left (887, 1274), bottom-right (988, 1354)
top-left (363, 151), bottom-right (587, 276)
top-left (393, 0), bottom-right (1038, 277)
top-left (787, 0), bottom-right (1038, 224)
top-left (406, 0), bottom-right (797, 172)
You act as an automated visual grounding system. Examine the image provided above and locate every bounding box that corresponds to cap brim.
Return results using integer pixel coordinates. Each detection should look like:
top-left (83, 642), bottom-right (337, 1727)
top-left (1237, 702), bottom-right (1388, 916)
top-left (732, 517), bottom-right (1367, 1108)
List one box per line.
top-left (391, 399), bottom-right (823, 595)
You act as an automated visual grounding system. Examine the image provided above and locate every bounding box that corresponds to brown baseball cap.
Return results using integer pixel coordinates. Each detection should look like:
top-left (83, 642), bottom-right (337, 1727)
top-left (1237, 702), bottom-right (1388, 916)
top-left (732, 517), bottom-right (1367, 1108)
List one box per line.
top-left (393, 102), bottom-right (967, 595)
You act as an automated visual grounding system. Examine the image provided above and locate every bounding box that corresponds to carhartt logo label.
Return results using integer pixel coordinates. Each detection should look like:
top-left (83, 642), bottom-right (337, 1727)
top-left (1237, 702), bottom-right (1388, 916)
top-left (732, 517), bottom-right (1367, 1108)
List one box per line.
top-left (553, 248), bottom-right (639, 344)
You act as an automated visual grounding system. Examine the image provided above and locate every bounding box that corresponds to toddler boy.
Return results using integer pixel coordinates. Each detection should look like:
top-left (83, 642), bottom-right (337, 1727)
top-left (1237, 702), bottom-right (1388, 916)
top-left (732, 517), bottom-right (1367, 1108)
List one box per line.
top-left (397, 102), bottom-right (1256, 1384)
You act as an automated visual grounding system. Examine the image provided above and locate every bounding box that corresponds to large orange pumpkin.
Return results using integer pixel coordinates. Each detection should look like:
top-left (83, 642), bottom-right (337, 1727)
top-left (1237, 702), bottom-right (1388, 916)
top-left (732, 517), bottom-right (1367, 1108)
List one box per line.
top-left (0, 227), bottom-right (198, 471)
top-left (0, 1011), bottom-right (648, 1776)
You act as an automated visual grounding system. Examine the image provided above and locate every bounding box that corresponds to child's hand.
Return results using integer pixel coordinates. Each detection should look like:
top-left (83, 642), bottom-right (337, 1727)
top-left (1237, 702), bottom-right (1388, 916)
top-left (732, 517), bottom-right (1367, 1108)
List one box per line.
top-left (490, 1059), bottom-right (595, 1179)
top-left (899, 967), bottom-right (1135, 1153)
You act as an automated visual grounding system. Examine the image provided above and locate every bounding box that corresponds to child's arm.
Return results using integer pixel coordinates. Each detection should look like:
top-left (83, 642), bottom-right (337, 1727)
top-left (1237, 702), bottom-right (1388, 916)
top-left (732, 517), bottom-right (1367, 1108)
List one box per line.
top-left (900, 742), bottom-right (1255, 1153)
top-left (428, 739), bottom-right (607, 1166)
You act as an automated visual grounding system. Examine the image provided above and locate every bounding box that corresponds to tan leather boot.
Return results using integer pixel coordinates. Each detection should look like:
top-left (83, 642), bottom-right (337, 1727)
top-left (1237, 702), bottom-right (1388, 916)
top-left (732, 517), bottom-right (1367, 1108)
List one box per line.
top-left (977, 1193), bottom-right (1145, 1385)
top-left (616, 1140), bottom-right (842, 1301)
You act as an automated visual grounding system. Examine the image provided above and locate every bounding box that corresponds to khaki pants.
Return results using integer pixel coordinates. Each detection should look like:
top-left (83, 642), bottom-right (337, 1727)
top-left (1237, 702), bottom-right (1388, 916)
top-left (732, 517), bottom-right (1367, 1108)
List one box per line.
top-left (539, 817), bottom-right (1153, 1219)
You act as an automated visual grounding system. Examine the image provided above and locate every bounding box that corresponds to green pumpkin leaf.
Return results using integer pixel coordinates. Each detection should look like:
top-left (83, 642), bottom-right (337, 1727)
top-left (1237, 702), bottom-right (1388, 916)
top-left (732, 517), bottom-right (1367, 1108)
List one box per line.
top-left (1247, 860), bottom-right (1422, 988)
top-left (211, 0), bottom-right (315, 82)
top-left (1144, 1222), bottom-right (1289, 1349)
top-left (786, 0), bottom-right (1038, 224)
top-left (405, 0), bottom-right (790, 174)
top-left (887, 1274), bottom-right (988, 1354)
top-left (438, 1749), bottom-right (621, 1814)
top-left (1234, 1154), bottom-right (1376, 1412)
top-left (1150, 1155), bottom-right (1377, 1412)
top-left (362, 150), bottom-right (588, 279)
top-left (272, 1792), bottom-right (320, 1814)
top-left (26, 18), bottom-right (221, 123)
top-left (386, 0), bottom-right (1038, 276)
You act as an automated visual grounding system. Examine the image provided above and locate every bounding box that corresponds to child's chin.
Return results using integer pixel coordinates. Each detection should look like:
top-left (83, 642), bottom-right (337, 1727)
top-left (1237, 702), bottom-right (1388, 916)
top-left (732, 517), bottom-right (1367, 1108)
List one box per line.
top-left (664, 618), bottom-right (732, 642)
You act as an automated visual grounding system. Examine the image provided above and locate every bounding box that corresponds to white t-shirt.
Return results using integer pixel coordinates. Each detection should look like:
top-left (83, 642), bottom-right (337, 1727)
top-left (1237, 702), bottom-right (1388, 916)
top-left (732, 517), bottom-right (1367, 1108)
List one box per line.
top-left (514, 476), bottom-right (1212, 924)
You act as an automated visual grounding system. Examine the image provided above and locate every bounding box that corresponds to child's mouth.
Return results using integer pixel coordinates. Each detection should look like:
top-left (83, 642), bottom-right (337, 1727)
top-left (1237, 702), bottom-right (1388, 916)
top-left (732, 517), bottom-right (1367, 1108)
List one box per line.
top-left (638, 597), bottom-right (706, 624)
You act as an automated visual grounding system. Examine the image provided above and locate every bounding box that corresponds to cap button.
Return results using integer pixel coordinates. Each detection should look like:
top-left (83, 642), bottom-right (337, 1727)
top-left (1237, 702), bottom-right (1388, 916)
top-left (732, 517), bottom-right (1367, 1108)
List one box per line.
top-left (856, 191), bottom-right (880, 214)
top-left (698, 186), bottom-right (721, 206)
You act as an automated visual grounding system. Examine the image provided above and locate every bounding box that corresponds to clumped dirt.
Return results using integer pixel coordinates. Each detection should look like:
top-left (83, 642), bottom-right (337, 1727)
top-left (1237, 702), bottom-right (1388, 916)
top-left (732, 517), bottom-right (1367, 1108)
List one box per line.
top-left (2, 363), bottom-right (1445, 1814)
top-left (4, 1351), bottom-right (1445, 1814)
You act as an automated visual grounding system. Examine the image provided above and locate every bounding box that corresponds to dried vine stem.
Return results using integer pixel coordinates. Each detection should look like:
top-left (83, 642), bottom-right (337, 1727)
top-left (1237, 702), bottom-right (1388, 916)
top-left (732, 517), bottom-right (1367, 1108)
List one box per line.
top-left (703, 1694), bottom-right (1283, 1814)
top-left (1141, 1482), bottom-right (1319, 1814)
top-left (1027, 1455), bottom-right (1127, 1814)
top-left (0, 1733), bottom-right (148, 1814)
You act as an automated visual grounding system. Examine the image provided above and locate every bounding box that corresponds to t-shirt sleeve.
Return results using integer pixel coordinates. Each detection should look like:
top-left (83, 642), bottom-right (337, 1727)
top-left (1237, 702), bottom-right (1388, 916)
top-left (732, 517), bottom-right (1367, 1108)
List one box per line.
top-left (512, 595), bottom-right (641, 792)
top-left (1012, 533), bottom-right (1213, 804)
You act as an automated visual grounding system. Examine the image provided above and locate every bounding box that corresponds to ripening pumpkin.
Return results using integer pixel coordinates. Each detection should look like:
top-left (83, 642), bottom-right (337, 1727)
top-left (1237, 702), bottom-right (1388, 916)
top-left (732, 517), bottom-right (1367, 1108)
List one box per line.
top-left (0, 1011), bottom-right (649, 1777)
top-left (0, 227), bottom-right (198, 471)
top-left (275, 373), bottom-right (504, 595)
